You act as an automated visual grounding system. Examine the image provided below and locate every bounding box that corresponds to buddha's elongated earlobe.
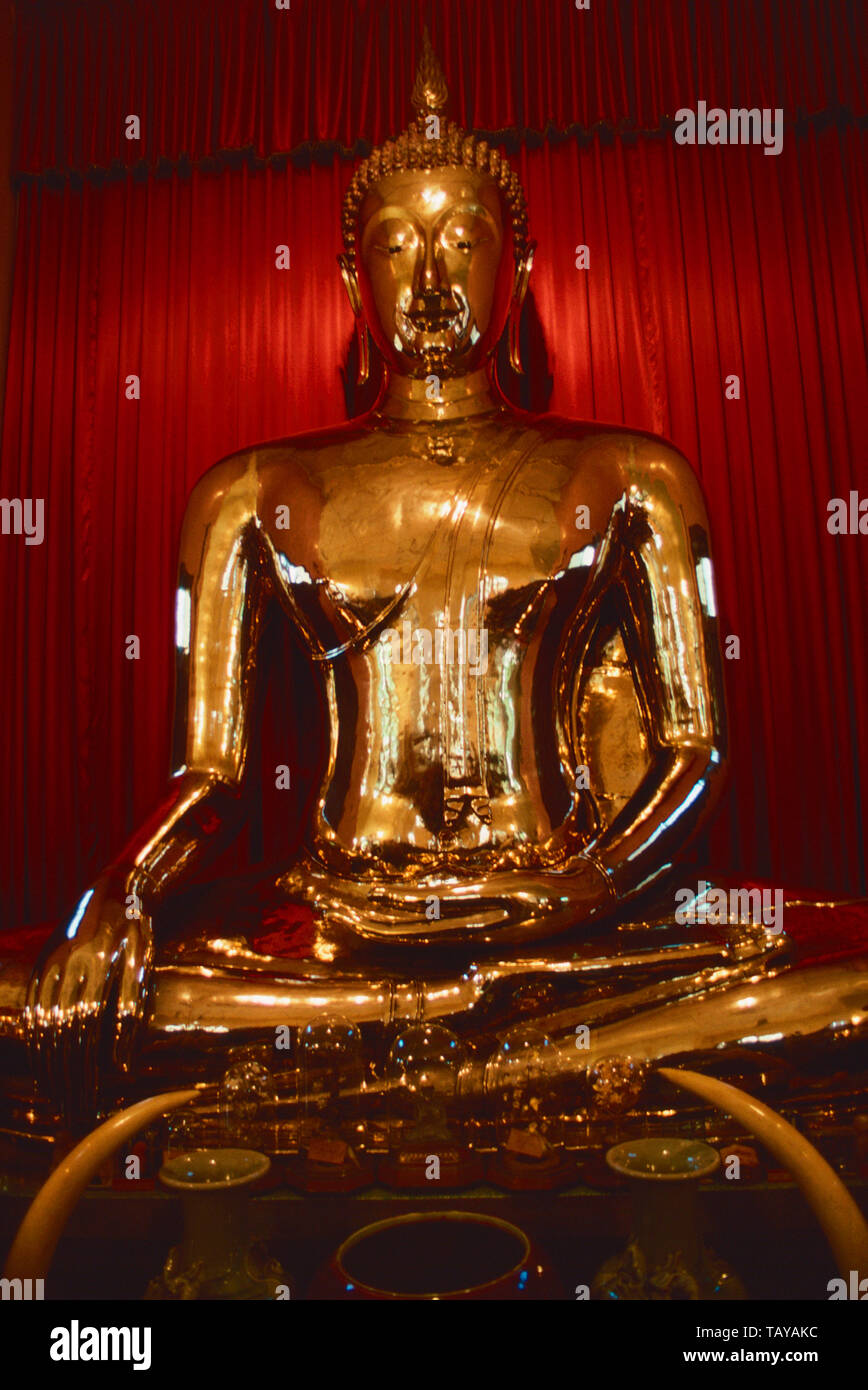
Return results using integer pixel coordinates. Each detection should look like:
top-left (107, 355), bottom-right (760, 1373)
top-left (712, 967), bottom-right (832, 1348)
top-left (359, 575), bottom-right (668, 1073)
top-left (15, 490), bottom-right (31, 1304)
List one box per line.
top-left (355, 319), bottom-right (370, 385)
top-left (507, 305), bottom-right (523, 376)
top-left (508, 241), bottom-right (536, 375)
top-left (338, 253), bottom-right (370, 385)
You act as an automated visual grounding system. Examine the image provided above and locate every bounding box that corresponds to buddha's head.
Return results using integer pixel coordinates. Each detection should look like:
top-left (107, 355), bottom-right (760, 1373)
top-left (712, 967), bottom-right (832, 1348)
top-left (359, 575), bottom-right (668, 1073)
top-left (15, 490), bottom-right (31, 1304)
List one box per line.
top-left (339, 32), bottom-right (535, 383)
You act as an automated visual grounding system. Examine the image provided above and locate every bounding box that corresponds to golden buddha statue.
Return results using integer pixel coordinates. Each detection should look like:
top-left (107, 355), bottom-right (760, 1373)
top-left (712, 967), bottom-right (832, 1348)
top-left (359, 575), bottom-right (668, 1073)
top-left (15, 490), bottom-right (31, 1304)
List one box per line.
top-left (13, 35), bottom-right (865, 1136)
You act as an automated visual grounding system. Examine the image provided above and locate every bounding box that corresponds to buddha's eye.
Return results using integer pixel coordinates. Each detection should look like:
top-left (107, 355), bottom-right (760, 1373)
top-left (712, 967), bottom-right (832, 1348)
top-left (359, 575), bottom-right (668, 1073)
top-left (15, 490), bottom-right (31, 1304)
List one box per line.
top-left (372, 225), bottom-right (414, 258)
top-left (443, 223), bottom-right (487, 252)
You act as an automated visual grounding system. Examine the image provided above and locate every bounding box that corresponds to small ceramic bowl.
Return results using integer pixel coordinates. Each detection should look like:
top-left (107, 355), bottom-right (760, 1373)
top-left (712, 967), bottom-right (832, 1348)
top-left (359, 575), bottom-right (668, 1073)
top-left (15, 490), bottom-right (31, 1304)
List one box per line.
top-left (159, 1147), bottom-right (271, 1191)
top-left (606, 1137), bottom-right (720, 1181)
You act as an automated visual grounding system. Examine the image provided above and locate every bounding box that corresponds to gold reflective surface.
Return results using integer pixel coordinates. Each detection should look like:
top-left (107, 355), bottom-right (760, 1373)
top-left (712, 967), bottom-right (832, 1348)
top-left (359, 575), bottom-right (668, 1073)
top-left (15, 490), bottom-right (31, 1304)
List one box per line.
top-left (10, 36), bottom-right (863, 1133)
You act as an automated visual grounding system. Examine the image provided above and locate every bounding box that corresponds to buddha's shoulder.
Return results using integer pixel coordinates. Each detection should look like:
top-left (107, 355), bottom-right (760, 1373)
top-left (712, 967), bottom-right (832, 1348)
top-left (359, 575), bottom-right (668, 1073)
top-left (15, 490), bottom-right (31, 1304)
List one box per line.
top-left (526, 413), bottom-right (706, 506)
top-left (185, 420), bottom-right (376, 510)
top-left (531, 413), bottom-right (693, 471)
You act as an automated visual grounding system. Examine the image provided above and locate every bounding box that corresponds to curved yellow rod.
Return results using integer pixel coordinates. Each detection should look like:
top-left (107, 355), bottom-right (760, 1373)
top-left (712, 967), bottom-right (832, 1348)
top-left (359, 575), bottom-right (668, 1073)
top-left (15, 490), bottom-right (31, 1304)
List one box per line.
top-left (660, 1067), bottom-right (868, 1280)
top-left (3, 1089), bottom-right (198, 1282)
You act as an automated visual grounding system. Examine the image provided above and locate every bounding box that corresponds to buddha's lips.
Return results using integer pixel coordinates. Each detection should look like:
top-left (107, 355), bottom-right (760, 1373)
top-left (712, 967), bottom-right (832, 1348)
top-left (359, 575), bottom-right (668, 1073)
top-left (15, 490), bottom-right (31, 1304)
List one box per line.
top-left (397, 293), bottom-right (471, 346)
top-left (412, 315), bottom-right (457, 332)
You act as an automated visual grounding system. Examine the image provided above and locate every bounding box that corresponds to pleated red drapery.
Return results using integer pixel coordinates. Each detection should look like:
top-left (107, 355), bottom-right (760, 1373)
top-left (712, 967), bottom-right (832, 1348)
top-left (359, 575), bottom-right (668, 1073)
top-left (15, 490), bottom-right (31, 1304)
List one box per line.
top-left (1, 0), bottom-right (866, 928)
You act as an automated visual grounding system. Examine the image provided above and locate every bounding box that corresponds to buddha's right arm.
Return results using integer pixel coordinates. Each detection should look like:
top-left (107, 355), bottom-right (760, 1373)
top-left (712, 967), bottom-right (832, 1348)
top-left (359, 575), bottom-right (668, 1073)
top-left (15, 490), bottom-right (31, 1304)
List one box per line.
top-left (103, 452), bottom-right (268, 915)
top-left (26, 455), bottom-right (270, 1104)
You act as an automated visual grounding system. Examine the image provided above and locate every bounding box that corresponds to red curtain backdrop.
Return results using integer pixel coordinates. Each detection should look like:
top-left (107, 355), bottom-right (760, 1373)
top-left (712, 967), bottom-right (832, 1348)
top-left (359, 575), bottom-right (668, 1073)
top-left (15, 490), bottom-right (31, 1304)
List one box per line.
top-left (2, 0), bottom-right (866, 928)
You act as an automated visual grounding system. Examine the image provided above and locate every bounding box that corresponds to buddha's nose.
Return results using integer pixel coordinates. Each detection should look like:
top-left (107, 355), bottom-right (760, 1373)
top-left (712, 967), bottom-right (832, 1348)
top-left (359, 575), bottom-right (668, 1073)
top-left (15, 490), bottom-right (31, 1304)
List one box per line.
top-left (411, 240), bottom-right (457, 316)
top-left (414, 237), bottom-right (447, 298)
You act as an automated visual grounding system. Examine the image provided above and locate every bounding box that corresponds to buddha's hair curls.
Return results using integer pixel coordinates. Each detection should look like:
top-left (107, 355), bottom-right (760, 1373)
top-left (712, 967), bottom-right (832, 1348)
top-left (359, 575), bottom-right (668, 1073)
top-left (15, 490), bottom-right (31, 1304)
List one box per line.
top-left (341, 31), bottom-right (529, 270)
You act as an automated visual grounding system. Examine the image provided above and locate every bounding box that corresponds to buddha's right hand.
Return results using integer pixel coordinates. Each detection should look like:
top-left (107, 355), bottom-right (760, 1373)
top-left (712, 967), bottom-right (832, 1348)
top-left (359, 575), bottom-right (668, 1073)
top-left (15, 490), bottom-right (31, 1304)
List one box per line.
top-left (25, 871), bottom-right (154, 1124)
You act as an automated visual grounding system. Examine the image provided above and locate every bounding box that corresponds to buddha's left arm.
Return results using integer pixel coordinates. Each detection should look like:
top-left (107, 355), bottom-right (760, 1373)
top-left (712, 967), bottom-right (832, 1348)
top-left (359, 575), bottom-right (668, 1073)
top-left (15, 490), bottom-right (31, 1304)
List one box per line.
top-left (584, 443), bottom-right (728, 905)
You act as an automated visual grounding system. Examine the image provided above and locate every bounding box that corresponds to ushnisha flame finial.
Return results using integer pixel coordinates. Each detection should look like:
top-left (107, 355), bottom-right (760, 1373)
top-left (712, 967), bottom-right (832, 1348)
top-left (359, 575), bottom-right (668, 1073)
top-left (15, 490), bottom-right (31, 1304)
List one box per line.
top-left (341, 30), bottom-right (528, 269)
top-left (410, 26), bottom-right (449, 116)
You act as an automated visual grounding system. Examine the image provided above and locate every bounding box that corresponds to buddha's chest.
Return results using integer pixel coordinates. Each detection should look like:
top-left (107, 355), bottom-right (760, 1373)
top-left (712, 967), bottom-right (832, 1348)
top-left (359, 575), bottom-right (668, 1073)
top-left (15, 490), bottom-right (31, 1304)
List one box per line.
top-left (275, 443), bottom-right (597, 645)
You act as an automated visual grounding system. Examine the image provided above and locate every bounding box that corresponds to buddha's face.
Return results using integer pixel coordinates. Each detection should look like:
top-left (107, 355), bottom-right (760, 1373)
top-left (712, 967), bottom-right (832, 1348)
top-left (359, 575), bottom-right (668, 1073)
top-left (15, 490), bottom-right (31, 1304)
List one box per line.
top-left (352, 168), bottom-right (517, 379)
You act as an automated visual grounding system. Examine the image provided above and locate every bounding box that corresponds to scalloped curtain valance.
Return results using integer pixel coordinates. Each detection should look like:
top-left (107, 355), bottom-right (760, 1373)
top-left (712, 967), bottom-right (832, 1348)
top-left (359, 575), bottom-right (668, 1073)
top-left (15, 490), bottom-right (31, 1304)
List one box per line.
top-left (12, 0), bottom-right (868, 180)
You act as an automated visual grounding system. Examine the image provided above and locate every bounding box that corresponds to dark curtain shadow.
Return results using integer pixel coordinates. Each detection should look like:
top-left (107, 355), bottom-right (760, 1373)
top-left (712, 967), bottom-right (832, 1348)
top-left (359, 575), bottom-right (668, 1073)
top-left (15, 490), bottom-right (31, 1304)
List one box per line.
top-left (493, 287), bottom-right (553, 414)
top-left (161, 599), bottom-right (329, 934)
